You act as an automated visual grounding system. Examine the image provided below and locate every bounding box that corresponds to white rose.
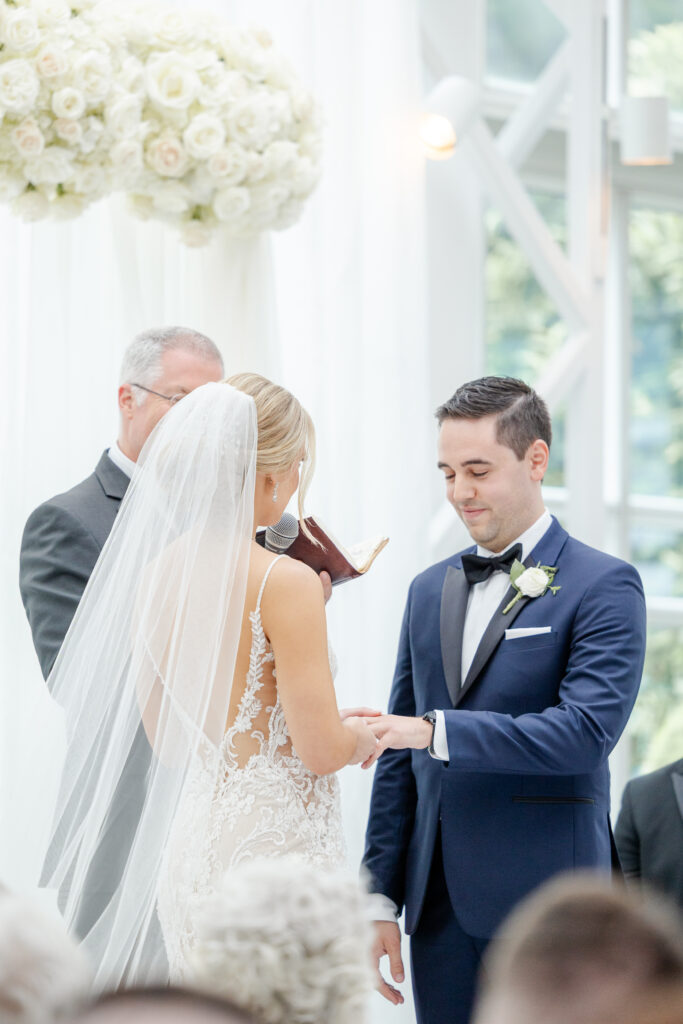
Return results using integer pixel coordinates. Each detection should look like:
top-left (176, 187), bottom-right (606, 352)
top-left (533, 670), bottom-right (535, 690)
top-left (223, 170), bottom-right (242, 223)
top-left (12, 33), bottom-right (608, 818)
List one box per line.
top-left (72, 162), bottom-right (107, 196)
top-left (110, 139), bottom-right (143, 178)
top-left (35, 45), bottom-right (69, 78)
top-left (272, 197), bottom-right (304, 230)
top-left (33, 0), bottom-right (71, 25)
top-left (12, 187), bottom-right (49, 221)
top-left (261, 139), bottom-right (299, 178)
top-left (515, 567), bottom-right (550, 599)
top-left (73, 50), bottom-right (111, 103)
top-left (227, 93), bottom-right (287, 150)
top-left (12, 117), bottom-right (45, 158)
top-left (127, 192), bottom-right (155, 221)
top-left (146, 53), bottom-right (200, 111)
top-left (0, 59), bottom-right (40, 114)
top-left (207, 143), bottom-right (250, 185)
top-left (199, 69), bottom-right (248, 109)
top-left (183, 114), bottom-right (224, 160)
top-left (181, 219), bottom-right (213, 247)
top-left (153, 11), bottom-right (197, 48)
top-left (52, 87), bottom-right (86, 120)
top-left (3, 9), bottom-right (41, 54)
top-left (54, 118), bottom-right (83, 145)
top-left (146, 134), bottom-right (188, 178)
top-left (80, 115), bottom-right (104, 155)
top-left (105, 95), bottom-right (142, 138)
top-left (152, 181), bottom-right (192, 214)
top-left (24, 145), bottom-right (74, 185)
top-left (187, 48), bottom-right (220, 72)
top-left (249, 182), bottom-right (288, 226)
top-left (118, 56), bottom-right (146, 97)
top-left (213, 185), bottom-right (250, 222)
top-left (290, 155), bottom-right (320, 198)
top-left (0, 170), bottom-right (26, 201)
top-left (52, 193), bottom-right (86, 219)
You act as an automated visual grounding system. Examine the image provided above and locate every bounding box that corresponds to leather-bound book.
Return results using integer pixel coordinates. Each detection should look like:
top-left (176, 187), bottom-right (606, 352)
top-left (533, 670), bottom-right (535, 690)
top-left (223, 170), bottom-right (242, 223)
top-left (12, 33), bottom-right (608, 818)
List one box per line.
top-left (282, 516), bottom-right (389, 586)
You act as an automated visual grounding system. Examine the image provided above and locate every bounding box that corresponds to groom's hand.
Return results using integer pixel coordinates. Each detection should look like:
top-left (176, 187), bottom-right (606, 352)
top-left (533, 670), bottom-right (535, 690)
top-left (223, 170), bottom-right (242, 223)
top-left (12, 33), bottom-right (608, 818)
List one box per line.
top-left (339, 707), bottom-right (382, 721)
top-left (373, 920), bottom-right (405, 1005)
top-left (360, 714), bottom-right (432, 768)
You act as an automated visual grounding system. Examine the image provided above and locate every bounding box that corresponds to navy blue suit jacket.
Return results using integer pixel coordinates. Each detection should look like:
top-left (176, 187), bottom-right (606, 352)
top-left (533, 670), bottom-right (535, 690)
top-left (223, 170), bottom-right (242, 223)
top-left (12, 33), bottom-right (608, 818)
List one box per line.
top-left (363, 517), bottom-right (647, 938)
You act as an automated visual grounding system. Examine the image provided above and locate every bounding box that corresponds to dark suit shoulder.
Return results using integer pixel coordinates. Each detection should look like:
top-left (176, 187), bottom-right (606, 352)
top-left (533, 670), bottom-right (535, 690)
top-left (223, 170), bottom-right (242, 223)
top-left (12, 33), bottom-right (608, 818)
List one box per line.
top-left (24, 473), bottom-right (104, 544)
top-left (626, 759), bottom-right (683, 800)
top-left (561, 535), bottom-right (642, 582)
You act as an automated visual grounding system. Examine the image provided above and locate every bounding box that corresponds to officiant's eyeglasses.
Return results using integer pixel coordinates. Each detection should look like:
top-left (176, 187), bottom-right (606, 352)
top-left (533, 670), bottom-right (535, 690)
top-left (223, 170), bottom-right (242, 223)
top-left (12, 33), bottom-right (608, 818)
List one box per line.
top-left (131, 383), bottom-right (186, 405)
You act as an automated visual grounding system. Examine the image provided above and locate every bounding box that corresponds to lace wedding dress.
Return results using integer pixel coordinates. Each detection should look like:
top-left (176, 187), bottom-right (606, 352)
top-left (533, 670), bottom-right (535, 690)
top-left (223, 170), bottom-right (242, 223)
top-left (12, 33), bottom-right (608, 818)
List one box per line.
top-left (157, 556), bottom-right (346, 979)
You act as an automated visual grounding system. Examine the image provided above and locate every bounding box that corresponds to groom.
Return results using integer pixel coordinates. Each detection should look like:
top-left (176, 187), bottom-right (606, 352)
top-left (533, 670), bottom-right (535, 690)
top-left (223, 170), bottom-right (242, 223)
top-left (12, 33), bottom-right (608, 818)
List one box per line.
top-left (362, 376), bottom-right (647, 1024)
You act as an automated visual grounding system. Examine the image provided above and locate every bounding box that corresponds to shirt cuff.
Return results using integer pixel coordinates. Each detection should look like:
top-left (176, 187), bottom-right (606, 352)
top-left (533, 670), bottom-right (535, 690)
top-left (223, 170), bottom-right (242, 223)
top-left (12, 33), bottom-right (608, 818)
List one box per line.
top-left (430, 710), bottom-right (449, 761)
top-left (368, 892), bottom-right (399, 921)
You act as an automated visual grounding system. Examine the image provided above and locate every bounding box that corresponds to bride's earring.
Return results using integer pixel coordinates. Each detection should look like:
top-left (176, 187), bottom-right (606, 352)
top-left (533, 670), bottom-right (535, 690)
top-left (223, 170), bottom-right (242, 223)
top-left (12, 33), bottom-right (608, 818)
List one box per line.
top-left (272, 482), bottom-right (279, 503)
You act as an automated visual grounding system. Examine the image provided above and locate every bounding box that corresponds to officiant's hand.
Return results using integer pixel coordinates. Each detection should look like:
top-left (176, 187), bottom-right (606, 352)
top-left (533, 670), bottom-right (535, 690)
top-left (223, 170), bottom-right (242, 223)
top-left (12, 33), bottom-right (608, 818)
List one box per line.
top-left (372, 921), bottom-right (405, 1005)
top-left (320, 571), bottom-right (333, 603)
top-left (360, 714), bottom-right (432, 769)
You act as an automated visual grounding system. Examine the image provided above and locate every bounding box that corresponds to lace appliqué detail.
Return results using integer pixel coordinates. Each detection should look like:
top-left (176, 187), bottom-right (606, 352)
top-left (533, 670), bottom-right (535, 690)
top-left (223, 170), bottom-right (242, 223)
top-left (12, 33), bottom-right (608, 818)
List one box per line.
top-left (157, 570), bottom-right (345, 980)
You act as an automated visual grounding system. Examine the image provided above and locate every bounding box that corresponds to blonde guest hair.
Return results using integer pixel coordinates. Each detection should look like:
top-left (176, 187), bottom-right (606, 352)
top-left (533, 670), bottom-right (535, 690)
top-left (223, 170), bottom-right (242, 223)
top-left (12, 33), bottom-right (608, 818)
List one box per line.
top-left (226, 373), bottom-right (318, 543)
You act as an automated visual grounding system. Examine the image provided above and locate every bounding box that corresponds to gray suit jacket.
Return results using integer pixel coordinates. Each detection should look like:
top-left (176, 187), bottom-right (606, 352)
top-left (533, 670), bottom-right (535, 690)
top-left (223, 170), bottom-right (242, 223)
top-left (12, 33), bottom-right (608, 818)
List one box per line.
top-left (20, 451), bottom-right (129, 681)
top-left (615, 758), bottom-right (683, 912)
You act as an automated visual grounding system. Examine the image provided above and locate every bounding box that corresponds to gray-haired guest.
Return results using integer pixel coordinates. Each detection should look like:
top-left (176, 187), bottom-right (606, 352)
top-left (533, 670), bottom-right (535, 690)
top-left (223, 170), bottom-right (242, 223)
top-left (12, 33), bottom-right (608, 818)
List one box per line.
top-left (20, 326), bottom-right (224, 681)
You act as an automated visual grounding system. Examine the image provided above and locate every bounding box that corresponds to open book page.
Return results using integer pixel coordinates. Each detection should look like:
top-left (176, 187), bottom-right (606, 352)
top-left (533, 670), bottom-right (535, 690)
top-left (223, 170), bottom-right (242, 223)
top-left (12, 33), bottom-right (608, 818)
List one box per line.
top-left (314, 517), bottom-right (388, 573)
top-left (346, 536), bottom-right (390, 573)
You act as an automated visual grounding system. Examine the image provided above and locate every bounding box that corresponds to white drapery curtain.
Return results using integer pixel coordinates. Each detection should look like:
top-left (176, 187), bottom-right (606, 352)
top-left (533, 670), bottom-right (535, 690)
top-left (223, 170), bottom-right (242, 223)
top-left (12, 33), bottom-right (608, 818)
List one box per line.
top-left (0, 2), bottom-right (428, 1018)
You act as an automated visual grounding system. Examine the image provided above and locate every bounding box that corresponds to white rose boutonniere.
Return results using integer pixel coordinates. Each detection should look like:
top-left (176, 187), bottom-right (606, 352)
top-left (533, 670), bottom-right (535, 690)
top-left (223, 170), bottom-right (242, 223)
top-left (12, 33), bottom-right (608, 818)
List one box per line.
top-left (503, 561), bottom-right (561, 615)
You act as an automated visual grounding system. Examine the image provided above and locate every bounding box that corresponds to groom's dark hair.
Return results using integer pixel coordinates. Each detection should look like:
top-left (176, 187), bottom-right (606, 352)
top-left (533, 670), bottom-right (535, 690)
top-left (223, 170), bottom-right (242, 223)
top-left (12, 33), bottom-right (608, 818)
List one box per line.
top-left (435, 376), bottom-right (552, 460)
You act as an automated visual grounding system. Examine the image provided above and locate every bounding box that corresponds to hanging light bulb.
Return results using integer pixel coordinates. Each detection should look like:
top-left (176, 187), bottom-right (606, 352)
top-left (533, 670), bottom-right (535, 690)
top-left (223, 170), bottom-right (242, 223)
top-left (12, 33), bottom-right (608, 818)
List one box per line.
top-left (420, 76), bottom-right (480, 162)
top-left (620, 96), bottom-right (672, 166)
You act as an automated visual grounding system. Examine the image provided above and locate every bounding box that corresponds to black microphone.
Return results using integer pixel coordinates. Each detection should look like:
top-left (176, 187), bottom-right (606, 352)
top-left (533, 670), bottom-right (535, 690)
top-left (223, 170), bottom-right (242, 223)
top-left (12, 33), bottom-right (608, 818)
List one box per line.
top-left (264, 512), bottom-right (299, 553)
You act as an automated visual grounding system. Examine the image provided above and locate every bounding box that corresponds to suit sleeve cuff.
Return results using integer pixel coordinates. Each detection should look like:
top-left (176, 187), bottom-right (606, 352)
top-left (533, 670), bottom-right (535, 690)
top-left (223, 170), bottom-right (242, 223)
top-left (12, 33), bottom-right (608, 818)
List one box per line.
top-left (430, 710), bottom-right (449, 761)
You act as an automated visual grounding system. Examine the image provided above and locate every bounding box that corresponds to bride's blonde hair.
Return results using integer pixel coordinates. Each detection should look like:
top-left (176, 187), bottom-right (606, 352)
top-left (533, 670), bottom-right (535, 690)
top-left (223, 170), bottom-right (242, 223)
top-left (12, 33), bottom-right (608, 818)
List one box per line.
top-left (226, 373), bottom-right (317, 542)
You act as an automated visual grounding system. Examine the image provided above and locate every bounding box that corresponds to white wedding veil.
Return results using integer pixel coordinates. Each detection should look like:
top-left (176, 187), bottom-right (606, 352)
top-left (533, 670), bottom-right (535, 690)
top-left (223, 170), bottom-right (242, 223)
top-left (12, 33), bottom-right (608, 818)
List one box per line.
top-left (39, 382), bottom-right (257, 990)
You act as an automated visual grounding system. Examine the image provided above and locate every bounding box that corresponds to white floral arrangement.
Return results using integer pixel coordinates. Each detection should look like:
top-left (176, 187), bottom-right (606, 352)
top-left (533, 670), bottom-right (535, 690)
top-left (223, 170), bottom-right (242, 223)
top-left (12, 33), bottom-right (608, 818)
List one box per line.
top-left (0, 0), bottom-right (126, 220)
top-left (0, 0), bottom-right (322, 244)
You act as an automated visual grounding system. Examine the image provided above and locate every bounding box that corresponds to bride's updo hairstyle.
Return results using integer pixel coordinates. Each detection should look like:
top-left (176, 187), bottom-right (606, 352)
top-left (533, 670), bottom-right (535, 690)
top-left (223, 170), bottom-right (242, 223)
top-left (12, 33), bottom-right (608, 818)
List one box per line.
top-left (226, 373), bottom-right (317, 542)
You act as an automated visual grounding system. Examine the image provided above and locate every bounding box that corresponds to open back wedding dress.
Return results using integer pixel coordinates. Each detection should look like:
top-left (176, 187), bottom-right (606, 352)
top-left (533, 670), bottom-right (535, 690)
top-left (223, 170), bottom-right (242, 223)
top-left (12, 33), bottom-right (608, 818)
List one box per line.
top-left (158, 555), bottom-right (345, 979)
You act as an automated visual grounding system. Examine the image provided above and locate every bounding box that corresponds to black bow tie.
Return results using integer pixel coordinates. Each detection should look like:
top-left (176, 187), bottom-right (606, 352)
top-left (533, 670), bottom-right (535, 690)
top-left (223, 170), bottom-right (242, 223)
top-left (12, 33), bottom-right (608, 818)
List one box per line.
top-left (461, 544), bottom-right (523, 585)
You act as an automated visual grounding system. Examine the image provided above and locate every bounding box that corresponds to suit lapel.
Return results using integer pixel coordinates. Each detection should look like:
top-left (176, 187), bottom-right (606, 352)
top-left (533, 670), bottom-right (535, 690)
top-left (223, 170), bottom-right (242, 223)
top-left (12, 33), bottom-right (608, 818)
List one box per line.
top-left (455, 517), bottom-right (570, 707)
top-left (95, 450), bottom-right (130, 501)
top-left (671, 766), bottom-right (683, 825)
top-left (440, 562), bottom-right (471, 705)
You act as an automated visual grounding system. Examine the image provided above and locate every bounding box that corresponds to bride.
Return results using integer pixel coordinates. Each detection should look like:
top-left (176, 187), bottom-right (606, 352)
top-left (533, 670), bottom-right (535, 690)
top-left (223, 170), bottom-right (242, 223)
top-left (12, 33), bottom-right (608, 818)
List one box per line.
top-left (40, 373), bottom-right (377, 989)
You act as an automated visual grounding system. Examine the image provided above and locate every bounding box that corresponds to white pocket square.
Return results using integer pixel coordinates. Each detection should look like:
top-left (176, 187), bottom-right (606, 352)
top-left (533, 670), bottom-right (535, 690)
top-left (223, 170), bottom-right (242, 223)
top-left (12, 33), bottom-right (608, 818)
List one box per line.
top-left (504, 627), bottom-right (552, 639)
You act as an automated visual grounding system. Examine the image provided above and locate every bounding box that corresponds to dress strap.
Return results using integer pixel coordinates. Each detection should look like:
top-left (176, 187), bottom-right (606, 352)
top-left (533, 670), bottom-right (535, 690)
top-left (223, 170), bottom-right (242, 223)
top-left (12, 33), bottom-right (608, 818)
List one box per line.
top-left (256, 555), bottom-right (285, 613)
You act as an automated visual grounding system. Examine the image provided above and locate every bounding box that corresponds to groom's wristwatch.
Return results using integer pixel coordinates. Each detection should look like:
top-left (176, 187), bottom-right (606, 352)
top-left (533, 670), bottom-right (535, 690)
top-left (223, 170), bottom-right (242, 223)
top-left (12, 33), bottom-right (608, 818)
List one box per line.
top-left (422, 710), bottom-right (437, 756)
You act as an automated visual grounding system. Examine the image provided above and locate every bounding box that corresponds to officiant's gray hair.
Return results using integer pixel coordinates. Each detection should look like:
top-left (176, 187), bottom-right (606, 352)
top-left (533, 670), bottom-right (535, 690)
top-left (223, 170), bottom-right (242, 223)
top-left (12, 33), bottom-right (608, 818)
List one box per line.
top-left (121, 327), bottom-right (224, 404)
top-left (436, 376), bottom-right (552, 459)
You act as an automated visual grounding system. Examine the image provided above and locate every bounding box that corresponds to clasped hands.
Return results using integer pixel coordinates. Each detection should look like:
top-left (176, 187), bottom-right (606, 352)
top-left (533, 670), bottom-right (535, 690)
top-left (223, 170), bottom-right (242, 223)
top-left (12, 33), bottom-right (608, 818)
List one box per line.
top-left (339, 708), bottom-right (432, 769)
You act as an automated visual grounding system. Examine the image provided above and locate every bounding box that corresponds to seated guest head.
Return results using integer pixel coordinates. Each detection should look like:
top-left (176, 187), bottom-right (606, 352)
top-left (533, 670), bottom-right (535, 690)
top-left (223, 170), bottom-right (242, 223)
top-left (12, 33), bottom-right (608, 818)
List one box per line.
top-left (186, 856), bottom-right (375, 1024)
top-left (472, 873), bottom-right (683, 1024)
top-left (69, 987), bottom-right (256, 1024)
top-left (118, 326), bottom-right (224, 461)
top-left (0, 883), bottom-right (90, 1023)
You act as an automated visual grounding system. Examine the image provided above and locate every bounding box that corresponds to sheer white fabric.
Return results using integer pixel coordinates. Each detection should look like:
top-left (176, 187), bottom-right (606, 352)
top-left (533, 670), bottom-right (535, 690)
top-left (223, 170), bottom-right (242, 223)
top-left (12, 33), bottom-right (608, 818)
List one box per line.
top-left (37, 382), bottom-right (257, 990)
top-left (158, 555), bottom-right (345, 980)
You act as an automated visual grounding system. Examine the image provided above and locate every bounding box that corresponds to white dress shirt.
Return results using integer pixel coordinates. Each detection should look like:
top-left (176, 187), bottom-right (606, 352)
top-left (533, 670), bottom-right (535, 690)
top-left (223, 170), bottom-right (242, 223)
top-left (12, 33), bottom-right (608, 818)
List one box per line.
top-left (107, 442), bottom-right (136, 480)
top-left (431, 508), bottom-right (553, 760)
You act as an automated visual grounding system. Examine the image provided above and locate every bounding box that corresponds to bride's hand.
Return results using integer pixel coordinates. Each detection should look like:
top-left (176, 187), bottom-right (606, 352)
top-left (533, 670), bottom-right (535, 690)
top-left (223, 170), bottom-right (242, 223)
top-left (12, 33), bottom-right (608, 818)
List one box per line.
top-left (343, 716), bottom-right (378, 766)
top-left (340, 706), bottom-right (382, 721)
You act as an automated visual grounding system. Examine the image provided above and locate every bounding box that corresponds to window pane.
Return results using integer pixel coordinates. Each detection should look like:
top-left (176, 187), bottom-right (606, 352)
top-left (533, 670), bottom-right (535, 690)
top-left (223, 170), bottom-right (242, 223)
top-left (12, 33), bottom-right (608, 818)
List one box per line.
top-left (628, 626), bottom-right (683, 772)
top-left (487, 0), bottom-right (565, 83)
top-left (631, 525), bottom-right (683, 597)
top-left (629, 2), bottom-right (683, 112)
top-left (630, 207), bottom-right (683, 497)
top-left (484, 191), bottom-right (566, 485)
